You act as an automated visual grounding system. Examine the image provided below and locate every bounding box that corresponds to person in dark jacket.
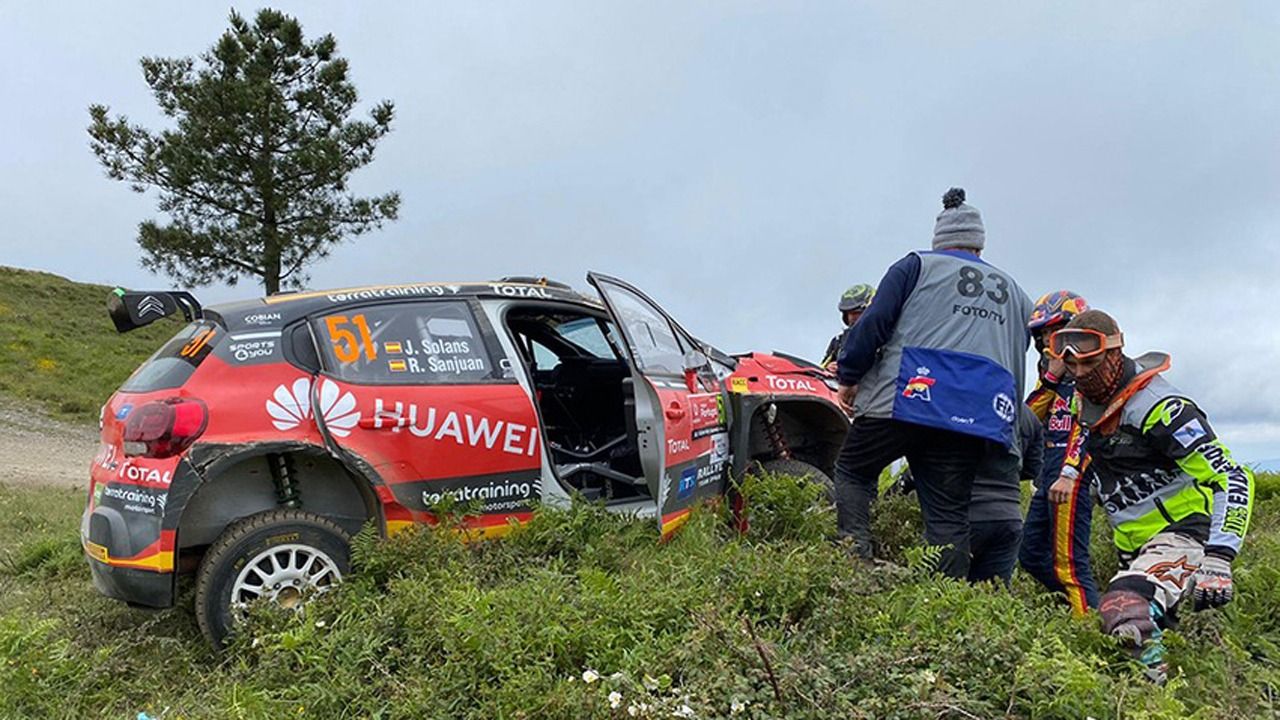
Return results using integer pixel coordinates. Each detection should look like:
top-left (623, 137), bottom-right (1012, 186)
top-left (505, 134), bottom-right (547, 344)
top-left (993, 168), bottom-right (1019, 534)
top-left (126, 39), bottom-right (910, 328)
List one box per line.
top-left (968, 403), bottom-right (1043, 585)
top-left (834, 188), bottom-right (1034, 579)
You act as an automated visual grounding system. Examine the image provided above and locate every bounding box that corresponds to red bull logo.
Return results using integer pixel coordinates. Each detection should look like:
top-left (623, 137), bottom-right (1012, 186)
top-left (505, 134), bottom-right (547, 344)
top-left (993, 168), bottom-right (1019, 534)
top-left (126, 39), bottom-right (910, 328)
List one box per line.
top-left (902, 368), bottom-right (936, 402)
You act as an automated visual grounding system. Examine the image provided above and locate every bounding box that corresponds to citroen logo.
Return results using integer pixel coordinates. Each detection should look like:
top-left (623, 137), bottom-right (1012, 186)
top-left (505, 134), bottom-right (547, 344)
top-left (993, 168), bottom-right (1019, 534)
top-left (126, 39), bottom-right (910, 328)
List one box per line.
top-left (138, 295), bottom-right (165, 317)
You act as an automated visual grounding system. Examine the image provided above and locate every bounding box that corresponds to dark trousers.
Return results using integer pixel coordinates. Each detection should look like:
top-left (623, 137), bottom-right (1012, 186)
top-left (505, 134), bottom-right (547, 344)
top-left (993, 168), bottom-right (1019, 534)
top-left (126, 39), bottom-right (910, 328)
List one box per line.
top-left (968, 519), bottom-right (1023, 586)
top-left (834, 417), bottom-right (986, 579)
top-left (1018, 475), bottom-right (1100, 613)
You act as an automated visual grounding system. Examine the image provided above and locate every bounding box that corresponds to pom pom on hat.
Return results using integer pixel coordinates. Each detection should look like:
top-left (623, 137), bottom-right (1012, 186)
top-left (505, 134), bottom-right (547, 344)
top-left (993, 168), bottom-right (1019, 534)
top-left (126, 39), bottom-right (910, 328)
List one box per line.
top-left (933, 187), bottom-right (985, 251)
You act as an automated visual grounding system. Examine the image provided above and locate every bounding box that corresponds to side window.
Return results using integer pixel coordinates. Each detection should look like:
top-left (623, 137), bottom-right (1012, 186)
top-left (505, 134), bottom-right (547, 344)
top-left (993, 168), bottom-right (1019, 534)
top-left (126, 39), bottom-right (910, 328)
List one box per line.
top-left (315, 301), bottom-right (496, 384)
top-left (602, 287), bottom-right (686, 375)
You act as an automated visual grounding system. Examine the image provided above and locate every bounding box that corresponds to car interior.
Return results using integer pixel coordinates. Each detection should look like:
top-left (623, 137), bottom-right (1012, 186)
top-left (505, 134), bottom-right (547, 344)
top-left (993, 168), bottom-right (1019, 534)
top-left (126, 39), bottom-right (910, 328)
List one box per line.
top-left (504, 307), bottom-right (650, 502)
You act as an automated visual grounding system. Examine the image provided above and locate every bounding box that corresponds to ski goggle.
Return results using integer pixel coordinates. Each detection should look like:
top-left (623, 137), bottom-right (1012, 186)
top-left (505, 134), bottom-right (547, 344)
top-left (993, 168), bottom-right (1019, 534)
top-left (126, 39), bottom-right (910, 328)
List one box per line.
top-left (1047, 328), bottom-right (1124, 360)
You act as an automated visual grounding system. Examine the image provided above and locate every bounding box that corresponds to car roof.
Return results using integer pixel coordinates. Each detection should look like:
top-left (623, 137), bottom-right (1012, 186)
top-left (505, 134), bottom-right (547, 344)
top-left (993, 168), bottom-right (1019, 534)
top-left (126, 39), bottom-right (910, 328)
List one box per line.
top-left (209, 280), bottom-right (602, 331)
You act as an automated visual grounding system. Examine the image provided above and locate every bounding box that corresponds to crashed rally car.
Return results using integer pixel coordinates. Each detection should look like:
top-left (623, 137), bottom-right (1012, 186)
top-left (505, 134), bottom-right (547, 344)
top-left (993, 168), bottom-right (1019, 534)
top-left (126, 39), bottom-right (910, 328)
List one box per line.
top-left (84, 273), bottom-right (848, 645)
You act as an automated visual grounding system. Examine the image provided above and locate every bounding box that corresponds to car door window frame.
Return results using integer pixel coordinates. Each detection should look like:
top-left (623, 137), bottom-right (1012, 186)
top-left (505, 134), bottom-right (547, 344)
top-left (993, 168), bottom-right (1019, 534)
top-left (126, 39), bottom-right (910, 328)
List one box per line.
top-left (308, 299), bottom-right (515, 386)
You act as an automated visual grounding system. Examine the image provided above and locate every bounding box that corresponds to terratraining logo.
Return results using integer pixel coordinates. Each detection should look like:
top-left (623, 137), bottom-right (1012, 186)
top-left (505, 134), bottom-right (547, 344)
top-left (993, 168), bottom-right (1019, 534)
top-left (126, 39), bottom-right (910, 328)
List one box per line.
top-left (902, 367), bottom-right (935, 402)
top-left (266, 378), bottom-right (361, 437)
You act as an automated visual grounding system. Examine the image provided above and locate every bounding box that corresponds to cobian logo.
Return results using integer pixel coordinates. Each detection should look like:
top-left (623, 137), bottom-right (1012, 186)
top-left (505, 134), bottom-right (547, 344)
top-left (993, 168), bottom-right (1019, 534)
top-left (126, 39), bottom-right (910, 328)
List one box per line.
top-left (266, 378), bottom-right (360, 437)
top-left (902, 367), bottom-right (935, 402)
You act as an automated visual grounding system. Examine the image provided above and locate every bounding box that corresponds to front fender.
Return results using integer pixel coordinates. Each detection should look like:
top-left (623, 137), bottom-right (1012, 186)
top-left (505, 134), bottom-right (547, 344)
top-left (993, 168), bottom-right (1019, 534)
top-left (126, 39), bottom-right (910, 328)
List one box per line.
top-left (727, 394), bottom-right (850, 478)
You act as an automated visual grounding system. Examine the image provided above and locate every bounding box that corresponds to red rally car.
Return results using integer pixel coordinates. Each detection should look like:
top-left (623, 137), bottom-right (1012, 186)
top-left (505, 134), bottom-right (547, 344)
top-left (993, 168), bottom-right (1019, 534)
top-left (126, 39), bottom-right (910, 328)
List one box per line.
top-left (85, 274), bottom-right (848, 644)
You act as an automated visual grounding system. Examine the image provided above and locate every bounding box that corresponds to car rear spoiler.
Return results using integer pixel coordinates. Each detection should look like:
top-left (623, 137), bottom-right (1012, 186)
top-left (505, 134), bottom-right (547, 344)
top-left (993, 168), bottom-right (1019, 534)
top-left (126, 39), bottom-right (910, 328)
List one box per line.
top-left (107, 288), bottom-right (204, 333)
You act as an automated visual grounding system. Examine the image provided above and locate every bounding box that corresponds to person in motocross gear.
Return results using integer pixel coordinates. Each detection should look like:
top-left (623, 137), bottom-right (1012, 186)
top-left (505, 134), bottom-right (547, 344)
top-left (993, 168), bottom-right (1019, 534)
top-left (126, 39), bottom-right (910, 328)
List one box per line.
top-left (834, 188), bottom-right (1033, 579)
top-left (1018, 290), bottom-right (1100, 614)
top-left (1055, 310), bottom-right (1255, 683)
top-left (822, 284), bottom-right (875, 372)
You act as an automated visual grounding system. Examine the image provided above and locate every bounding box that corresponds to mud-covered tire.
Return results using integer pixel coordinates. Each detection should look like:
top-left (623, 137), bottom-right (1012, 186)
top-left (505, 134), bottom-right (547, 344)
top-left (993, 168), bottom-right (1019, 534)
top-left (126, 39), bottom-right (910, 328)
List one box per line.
top-left (753, 458), bottom-right (834, 503)
top-left (194, 509), bottom-right (350, 648)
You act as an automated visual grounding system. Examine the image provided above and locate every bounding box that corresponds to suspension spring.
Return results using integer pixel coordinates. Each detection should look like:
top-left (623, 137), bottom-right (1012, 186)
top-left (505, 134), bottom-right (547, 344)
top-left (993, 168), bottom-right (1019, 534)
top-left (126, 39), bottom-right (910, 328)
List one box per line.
top-left (764, 403), bottom-right (791, 460)
top-left (270, 453), bottom-right (301, 508)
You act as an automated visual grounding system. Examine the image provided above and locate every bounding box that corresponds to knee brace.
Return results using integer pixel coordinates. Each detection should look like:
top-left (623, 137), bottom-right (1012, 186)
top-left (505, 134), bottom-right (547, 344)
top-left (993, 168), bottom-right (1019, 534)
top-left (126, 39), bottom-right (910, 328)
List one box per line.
top-left (1099, 589), bottom-right (1156, 644)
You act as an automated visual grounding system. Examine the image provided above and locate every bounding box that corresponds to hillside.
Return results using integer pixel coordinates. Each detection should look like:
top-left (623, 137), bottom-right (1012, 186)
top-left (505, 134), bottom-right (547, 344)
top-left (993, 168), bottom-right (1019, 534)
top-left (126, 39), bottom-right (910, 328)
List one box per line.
top-left (0, 266), bottom-right (181, 423)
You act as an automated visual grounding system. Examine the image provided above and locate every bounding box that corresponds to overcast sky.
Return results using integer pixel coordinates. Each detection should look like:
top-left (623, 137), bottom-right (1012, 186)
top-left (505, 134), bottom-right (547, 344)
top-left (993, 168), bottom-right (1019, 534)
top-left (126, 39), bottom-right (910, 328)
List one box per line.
top-left (2, 2), bottom-right (1278, 461)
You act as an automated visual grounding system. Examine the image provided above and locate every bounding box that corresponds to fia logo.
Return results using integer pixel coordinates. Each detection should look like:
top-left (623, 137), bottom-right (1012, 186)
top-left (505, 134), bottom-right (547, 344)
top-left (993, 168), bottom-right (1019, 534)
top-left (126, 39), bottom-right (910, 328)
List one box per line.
top-left (992, 393), bottom-right (1016, 423)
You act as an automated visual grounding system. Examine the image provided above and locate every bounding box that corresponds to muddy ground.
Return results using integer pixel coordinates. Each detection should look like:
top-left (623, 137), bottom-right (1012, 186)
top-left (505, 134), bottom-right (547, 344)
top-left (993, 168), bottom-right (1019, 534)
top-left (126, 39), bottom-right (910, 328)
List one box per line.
top-left (0, 402), bottom-right (98, 490)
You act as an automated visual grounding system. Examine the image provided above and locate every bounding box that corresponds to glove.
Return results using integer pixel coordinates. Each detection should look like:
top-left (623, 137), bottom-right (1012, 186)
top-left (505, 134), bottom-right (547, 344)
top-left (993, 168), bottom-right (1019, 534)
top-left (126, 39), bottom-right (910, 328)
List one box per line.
top-left (1190, 555), bottom-right (1234, 610)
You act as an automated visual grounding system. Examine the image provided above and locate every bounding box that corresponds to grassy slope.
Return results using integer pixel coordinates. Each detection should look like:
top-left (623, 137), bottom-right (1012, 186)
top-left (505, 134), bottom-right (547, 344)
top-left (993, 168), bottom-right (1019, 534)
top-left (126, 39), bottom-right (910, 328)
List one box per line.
top-left (2, 265), bottom-right (1279, 718)
top-left (2, 477), bottom-right (1279, 719)
top-left (0, 266), bottom-right (180, 422)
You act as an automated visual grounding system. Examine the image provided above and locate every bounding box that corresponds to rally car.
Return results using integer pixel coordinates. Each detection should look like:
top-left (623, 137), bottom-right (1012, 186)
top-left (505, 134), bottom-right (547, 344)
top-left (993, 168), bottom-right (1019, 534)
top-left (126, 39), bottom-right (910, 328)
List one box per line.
top-left (84, 273), bottom-right (848, 645)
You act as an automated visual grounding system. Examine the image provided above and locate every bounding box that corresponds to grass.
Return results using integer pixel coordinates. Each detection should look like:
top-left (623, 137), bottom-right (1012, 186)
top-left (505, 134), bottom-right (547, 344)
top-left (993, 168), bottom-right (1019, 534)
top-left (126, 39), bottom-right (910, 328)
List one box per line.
top-left (0, 266), bottom-right (181, 422)
top-left (2, 473), bottom-right (1279, 719)
top-left (2, 265), bottom-right (1279, 717)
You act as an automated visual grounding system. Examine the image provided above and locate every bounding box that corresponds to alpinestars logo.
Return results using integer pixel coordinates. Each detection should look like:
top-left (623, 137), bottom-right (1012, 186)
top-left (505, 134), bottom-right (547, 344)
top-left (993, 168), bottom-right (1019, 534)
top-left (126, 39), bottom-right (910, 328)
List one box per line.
top-left (138, 295), bottom-right (165, 317)
top-left (267, 378), bottom-right (361, 437)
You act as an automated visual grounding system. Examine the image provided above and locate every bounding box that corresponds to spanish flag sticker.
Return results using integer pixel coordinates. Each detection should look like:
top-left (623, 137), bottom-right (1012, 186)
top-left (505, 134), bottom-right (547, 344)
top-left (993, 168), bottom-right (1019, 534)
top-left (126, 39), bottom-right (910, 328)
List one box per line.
top-left (388, 359), bottom-right (408, 373)
top-left (384, 341), bottom-right (403, 354)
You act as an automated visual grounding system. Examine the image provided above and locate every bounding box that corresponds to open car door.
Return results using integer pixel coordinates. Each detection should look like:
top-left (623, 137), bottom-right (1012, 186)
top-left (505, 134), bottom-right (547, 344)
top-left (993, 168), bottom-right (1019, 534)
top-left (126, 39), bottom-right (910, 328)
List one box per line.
top-left (586, 272), bottom-right (731, 537)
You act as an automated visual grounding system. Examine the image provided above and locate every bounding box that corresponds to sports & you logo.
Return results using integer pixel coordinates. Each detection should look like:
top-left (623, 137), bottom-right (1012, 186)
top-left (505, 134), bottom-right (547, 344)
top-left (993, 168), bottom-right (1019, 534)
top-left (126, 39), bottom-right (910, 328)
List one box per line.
top-left (902, 367), bottom-right (935, 402)
top-left (266, 378), bottom-right (361, 437)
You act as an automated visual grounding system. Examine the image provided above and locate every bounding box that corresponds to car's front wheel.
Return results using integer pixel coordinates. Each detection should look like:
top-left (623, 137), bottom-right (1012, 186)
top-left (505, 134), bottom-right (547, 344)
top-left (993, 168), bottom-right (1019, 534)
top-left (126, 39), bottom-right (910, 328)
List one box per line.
top-left (194, 509), bottom-right (350, 647)
top-left (753, 457), bottom-right (834, 503)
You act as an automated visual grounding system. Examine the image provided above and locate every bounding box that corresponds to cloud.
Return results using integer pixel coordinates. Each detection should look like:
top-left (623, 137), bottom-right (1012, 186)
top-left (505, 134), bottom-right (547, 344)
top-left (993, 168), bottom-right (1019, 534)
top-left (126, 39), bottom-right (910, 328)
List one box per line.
top-left (2, 1), bottom-right (1278, 457)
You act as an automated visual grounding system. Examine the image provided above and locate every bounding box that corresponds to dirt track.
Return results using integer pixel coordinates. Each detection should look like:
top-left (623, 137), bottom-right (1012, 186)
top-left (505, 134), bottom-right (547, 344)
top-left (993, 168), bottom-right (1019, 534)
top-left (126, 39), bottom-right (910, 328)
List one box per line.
top-left (0, 402), bottom-right (98, 490)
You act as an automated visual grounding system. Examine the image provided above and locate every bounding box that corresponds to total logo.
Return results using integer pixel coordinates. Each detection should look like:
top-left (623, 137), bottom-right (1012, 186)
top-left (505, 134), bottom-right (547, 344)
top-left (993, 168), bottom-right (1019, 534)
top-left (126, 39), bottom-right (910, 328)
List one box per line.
top-left (764, 376), bottom-right (819, 393)
top-left (267, 378), bottom-right (361, 437)
top-left (116, 461), bottom-right (173, 486)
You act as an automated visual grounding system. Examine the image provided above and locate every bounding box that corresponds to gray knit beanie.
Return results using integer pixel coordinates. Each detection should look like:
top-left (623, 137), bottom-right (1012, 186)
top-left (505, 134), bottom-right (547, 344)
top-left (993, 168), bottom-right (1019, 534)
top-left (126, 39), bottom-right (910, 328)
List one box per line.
top-left (932, 187), bottom-right (985, 251)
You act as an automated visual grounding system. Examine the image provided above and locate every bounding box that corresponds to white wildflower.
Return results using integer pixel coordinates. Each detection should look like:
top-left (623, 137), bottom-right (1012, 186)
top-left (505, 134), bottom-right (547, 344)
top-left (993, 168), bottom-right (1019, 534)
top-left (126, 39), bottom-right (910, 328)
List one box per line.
top-left (582, 669), bottom-right (600, 684)
top-left (314, 619), bottom-right (326, 628)
top-left (672, 704), bottom-right (696, 718)
top-left (609, 691), bottom-right (623, 709)
top-left (730, 699), bottom-right (748, 714)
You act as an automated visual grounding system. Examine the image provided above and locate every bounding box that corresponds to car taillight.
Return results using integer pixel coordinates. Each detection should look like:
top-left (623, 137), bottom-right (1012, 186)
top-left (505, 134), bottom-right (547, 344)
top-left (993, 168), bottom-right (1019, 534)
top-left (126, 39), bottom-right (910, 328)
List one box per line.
top-left (122, 398), bottom-right (208, 458)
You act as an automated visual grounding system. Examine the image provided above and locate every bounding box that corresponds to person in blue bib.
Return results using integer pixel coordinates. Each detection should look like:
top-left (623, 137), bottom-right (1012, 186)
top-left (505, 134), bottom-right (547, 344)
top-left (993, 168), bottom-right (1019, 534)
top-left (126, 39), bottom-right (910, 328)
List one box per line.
top-left (834, 188), bottom-right (1034, 578)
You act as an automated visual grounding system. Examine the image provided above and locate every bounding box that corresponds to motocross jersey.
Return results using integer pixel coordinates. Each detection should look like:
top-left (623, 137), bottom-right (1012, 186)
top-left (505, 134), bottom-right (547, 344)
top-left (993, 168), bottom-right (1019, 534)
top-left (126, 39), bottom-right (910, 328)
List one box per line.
top-left (1079, 353), bottom-right (1255, 559)
top-left (822, 330), bottom-right (845, 367)
top-left (1025, 372), bottom-right (1085, 485)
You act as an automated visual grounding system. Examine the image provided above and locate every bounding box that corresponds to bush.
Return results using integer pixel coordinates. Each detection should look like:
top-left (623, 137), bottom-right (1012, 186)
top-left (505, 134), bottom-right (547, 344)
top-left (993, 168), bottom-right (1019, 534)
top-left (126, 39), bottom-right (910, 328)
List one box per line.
top-left (3, 476), bottom-right (1280, 718)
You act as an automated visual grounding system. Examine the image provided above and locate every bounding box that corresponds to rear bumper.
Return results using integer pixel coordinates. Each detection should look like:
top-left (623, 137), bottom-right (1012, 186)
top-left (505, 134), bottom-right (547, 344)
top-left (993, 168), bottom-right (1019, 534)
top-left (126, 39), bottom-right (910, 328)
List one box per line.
top-left (85, 554), bottom-right (174, 608)
top-left (81, 506), bottom-right (174, 608)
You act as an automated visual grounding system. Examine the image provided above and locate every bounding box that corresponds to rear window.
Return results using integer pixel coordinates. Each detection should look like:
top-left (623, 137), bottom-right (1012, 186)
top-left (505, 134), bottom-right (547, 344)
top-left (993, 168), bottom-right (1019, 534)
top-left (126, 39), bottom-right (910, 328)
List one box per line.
top-left (119, 321), bottom-right (221, 392)
top-left (315, 301), bottom-right (497, 384)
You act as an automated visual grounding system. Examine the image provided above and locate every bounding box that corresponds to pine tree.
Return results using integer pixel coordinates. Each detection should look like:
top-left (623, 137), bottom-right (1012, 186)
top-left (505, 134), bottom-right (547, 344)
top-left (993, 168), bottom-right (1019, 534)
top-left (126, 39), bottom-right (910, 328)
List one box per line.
top-left (88, 8), bottom-right (400, 294)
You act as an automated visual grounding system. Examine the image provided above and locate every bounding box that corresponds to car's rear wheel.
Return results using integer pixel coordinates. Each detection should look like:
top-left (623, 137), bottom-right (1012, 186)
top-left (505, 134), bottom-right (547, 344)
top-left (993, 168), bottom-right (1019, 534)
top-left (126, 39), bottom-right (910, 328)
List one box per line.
top-left (195, 509), bottom-right (350, 647)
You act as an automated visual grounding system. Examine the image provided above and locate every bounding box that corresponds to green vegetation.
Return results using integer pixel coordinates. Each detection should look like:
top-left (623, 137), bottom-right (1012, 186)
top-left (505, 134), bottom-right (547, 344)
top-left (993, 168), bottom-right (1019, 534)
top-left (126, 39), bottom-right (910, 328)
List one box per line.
top-left (3, 473), bottom-right (1280, 719)
top-left (0, 266), bottom-right (180, 422)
